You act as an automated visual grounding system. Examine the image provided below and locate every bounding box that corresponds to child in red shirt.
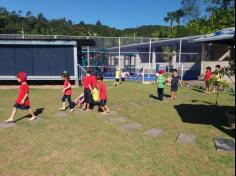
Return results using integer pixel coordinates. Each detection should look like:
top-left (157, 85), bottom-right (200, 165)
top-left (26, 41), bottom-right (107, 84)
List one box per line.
top-left (82, 69), bottom-right (93, 111)
top-left (97, 76), bottom-right (110, 114)
top-left (204, 66), bottom-right (212, 94)
top-left (60, 71), bottom-right (75, 112)
top-left (5, 72), bottom-right (37, 123)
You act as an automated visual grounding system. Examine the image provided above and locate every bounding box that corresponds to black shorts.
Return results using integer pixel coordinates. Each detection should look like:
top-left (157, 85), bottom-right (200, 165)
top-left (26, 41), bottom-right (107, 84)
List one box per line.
top-left (121, 78), bottom-right (125, 82)
top-left (115, 79), bottom-right (120, 82)
top-left (14, 103), bottom-right (30, 110)
top-left (99, 99), bottom-right (107, 107)
top-left (205, 81), bottom-right (210, 87)
top-left (171, 86), bottom-right (178, 92)
top-left (214, 81), bottom-right (221, 86)
top-left (84, 89), bottom-right (92, 104)
top-left (62, 95), bottom-right (71, 102)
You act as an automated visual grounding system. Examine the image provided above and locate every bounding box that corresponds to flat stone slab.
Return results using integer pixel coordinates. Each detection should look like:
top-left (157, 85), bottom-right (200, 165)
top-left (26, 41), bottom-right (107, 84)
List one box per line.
top-left (144, 128), bottom-right (165, 138)
top-left (0, 122), bottom-right (16, 128)
top-left (107, 111), bottom-right (119, 115)
top-left (56, 111), bottom-right (68, 117)
top-left (108, 116), bottom-right (129, 124)
top-left (214, 138), bottom-right (235, 152)
top-left (176, 133), bottom-right (197, 145)
top-left (121, 122), bottom-right (143, 131)
top-left (32, 116), bottom-right (41, 123)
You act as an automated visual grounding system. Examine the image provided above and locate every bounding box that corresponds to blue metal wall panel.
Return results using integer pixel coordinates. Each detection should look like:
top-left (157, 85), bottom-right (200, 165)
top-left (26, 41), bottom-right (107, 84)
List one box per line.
top-left (49, 47), bottom-right (66, 76)
top-left (65, 47), bottom-right (74, 75)
top-left (0, 47), bottom-right (16, 75)
top-left (15, 47), bottom-right (33, 75)
top-left (32, 47), bottom-right (51, 76)
top-left (0, 45), bottom-right (74, 77)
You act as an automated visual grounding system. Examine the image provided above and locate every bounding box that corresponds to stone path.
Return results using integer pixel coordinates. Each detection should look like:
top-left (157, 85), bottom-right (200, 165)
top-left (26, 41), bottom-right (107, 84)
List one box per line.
top-left (214, 138), bottom-right (235, 152)
top-left (52, 104), bottom-right (232, 152)
top-left (144, 128), bottom-right (165, 138)
top-left (0, 122), bottom-right (16, 129)
top-left (176, 133), bottom-right (197, 145)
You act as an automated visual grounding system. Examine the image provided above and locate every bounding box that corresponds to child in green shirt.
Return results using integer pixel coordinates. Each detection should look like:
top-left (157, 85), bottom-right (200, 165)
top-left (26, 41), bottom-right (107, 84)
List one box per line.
top-left (157, 70), bottom-right (166, 101)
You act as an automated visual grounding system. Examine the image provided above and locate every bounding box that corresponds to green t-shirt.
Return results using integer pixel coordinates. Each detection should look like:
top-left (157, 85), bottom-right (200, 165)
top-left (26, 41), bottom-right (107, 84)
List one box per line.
top-left (157, 75), bottom-right (166, 88)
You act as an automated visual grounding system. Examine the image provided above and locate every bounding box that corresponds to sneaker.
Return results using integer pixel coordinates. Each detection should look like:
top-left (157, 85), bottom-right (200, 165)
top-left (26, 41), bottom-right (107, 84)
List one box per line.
top-left (70, 109), bottom-right (75, 112)
top-left (29, 116), bottom-right (37, 121)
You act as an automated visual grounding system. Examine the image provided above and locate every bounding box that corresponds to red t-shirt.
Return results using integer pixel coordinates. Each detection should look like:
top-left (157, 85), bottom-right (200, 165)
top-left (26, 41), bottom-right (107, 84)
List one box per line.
top-left (205, 70), bottom-right (212, 81)
top-left (98, 82), bottom-right (107, 100)
top-left (83, 76), bottom-right (92, 89)
top-left (91, 76), bottom-right (97, 88)
top-left (16, 83), bottom-right (30, 106)
top-left (64, 80), bottom-right (72, 95)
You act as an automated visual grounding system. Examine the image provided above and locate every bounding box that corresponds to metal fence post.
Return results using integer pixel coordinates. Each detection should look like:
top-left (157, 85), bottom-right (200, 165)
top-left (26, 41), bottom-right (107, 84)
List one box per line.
top-left (179, 39), bottom-right (182, 66)
top-left (148, 38), bottom-right (152, 79)
top-left (87, 37), bottom-right (90, 67)
top-left (181, 64), bottom-right (184, 80)
top-left (119, 37), bottom-right (121, 69)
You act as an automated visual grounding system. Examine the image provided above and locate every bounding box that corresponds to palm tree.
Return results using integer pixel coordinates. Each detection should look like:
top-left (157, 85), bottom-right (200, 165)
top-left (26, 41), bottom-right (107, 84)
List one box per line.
top-left (174, 9), bottom-right (185, 26)
top-left (164, 12), bottom-right (175, 28)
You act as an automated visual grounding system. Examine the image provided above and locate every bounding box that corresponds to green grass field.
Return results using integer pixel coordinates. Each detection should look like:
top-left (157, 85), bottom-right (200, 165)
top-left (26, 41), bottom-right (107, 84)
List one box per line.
top-left (0, 82), bottom-right (235, 176)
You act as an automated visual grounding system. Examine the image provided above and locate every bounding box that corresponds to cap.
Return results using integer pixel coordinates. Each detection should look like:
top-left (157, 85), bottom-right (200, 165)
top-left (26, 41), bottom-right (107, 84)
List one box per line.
top-left (159, 70), bottom-right (165, 74)
top-left (17, 72), bottom-right (27, 82)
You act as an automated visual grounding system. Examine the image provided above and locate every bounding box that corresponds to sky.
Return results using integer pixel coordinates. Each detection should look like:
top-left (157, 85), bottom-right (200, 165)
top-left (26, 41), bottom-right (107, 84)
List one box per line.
top-left (0, 0), bottom-right (203, 29)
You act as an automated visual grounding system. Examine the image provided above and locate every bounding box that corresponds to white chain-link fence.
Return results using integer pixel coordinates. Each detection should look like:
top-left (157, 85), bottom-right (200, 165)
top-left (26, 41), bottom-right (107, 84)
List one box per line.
top-left (77, 36), bottom-right (202, 82)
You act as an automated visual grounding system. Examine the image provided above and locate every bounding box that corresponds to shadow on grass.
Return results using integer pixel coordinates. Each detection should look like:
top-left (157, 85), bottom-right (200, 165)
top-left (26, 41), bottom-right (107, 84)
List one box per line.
top-left (149, 94), bottom-right (171, 100)
top-left (149, 94), bottom-right (159, 100)
top-left (192, 99), bottom-right (215, 105)
top-left (192, 88), bottom-right (205, 93)
top-left (174, 104), bottom-right (235, 138)
top-left (14, 108), bottom-right (45, 123)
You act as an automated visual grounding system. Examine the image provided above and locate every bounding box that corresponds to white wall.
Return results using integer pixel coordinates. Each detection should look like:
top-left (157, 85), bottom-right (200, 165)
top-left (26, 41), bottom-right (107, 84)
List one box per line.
top-left (139, 62), bottom-right (198, 74)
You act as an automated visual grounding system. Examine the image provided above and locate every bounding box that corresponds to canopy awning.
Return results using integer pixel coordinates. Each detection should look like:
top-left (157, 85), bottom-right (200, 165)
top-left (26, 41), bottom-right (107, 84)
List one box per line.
top-left (193, 27), bottom-right (235, 45)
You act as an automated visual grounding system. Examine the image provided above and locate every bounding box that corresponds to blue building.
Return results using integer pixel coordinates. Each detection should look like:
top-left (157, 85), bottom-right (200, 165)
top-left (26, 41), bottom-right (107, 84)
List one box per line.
top-left (0, 34), bottom-right (95, 84)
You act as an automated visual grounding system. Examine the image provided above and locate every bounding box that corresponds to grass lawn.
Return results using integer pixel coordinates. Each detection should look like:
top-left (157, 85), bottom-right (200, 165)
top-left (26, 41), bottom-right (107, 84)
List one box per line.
top-left (0, 82), bottom-right (235, 176)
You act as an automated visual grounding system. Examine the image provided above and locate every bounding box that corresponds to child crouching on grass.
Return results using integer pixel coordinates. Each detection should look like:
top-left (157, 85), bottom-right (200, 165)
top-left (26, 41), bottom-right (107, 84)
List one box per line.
top-left (59, 71), bottom-right (75, 112)
top-left (5, 72), bottom-right (37, 123)
top-left (97, 76), bottom-right (110, 114)
top-left (74, 93), bottom-right (84, 108)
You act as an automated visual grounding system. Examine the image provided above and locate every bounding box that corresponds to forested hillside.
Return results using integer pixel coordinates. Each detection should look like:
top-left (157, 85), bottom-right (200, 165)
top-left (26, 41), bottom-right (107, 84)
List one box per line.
top-left (0, 0), bottom-right (234, 37)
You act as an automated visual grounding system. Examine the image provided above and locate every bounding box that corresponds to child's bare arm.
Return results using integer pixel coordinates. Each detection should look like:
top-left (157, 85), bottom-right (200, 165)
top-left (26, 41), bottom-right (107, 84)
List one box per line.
top-left (21, 93), bottom-right (29, 104)
top-left (179, 80), bottom-right (184, 87)
top-left (63, 83), bottom-right (71, 92)
top-left (89, 84), bottom-right (92, 91)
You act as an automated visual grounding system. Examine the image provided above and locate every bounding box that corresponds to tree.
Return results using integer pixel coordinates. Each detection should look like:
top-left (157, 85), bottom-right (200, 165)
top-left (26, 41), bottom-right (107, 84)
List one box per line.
top-left (79, 21), bottom-right (85, 25)
top-left (96, 20), bottom-right (102, 26)
top-left (162, 46), bottom-right (176, 67)
top-left (26, 11), bottom-right (33, 17)
top-left (181, 0), bottom-right (201, 22)
top-left (206, 0), bottom-right (234, 10)
top-left (174, 9), bottom-right (185, 26)
top-left (164, 12), bottom-right (175, 28)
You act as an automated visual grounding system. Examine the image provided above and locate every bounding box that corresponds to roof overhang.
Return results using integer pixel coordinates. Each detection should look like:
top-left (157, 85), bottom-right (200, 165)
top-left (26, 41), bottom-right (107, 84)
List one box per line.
top-left (192, 27), bottom-right (235, 45)
top-left (0, 34), bottom-right (96, 46)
